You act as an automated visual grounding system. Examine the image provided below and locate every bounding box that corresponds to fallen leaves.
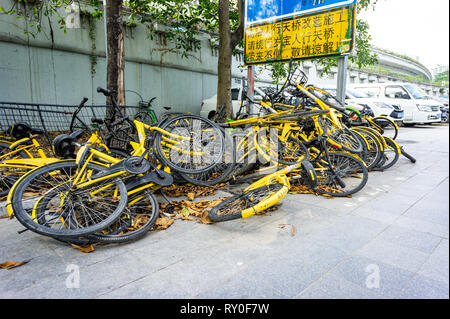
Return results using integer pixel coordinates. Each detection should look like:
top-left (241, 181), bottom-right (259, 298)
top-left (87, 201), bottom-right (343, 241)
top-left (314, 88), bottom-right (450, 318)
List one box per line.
top-left (0, 260), bottom-right (30, 269)
top-left (162, 183), bottom-right (221, 199)
top-left (153, 217), bottom-right (175, 230)
top-left (158, 197), bottom-right (230, 226)
top-left (290, 225), bottom-right (297, 236)
top-left (289, 184), bottom-right (350, 198)
top-left (71, 244), bottom-right (95, 253)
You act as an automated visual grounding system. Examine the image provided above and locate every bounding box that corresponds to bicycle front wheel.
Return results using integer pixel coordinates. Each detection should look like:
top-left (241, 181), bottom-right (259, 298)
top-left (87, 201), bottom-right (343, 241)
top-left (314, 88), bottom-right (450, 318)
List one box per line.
top-left (11, 160), bottom-right (127, 239)
top-left (313, 152), bottom-right (369, 197)
top-left (209, 183), bottom-right (288, 222)
top-left (155, 114), bottom-right (224, 174)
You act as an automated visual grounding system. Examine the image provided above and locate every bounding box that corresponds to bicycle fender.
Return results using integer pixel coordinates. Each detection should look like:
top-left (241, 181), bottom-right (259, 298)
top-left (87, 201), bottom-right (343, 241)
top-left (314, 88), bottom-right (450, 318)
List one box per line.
top-left (125, 170), bottom-right (174, 190)
top-left (301, 160), bottom-right (318, 189)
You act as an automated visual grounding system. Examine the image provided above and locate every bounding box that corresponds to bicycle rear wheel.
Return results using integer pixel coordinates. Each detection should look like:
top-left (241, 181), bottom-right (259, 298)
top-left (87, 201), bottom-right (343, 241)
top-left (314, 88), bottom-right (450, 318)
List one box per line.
top-left (209, 183), bottom-right (287, 222)
top-left (323, 118), bottom-right (363, 154)
top-left (11, 160), bottom-right (127, 239)
top-left (313, 152), bottom-right (368, 197)
top-left (373, 137), bottom-right (400, 171)
top-left (350, 127), bottom-right (384, 170)
top-left (155, 114), bottom-right (224, 174)
top-left (371, 116), bottom-right (398, 140)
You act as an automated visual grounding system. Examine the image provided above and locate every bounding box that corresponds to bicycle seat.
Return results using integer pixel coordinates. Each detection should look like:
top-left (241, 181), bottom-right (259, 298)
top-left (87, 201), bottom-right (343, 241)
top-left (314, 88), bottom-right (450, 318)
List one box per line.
top-left (52, 133), bottom-right (79, 159)
top-left (163, 106), bottom-right (172, 111)
top-left (9, 122), bottom-right (36, 139)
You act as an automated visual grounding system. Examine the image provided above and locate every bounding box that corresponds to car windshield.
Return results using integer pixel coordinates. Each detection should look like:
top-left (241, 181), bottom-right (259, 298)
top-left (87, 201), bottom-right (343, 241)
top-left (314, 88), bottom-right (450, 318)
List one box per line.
top-left (347, 88), bottom-right (369, 98)
top-left (404, 84), bottom-right (427, 99)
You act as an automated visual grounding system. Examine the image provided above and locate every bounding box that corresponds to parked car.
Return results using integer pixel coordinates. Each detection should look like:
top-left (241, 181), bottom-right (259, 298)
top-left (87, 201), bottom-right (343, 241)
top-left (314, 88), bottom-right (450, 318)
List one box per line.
top-left (324, 88), bottom-right (404, 121)
top-left (200, 86), bottom-right (276, 119)
top-left (350, 83), bottom-right (442, 125)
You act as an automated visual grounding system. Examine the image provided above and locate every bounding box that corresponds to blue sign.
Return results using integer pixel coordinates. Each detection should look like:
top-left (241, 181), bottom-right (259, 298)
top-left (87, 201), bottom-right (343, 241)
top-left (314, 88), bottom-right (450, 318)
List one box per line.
top-left (245, 0), bottom-right (357, 25)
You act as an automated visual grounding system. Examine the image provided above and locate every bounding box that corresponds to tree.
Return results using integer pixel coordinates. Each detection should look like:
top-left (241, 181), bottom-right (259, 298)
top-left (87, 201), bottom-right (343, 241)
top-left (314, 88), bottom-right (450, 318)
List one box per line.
top-left (0, 0), bottom-right (125, 119)
top-left (216, 0), bottom-right (244, 119)
top-left (105, 0), bottom-right (125, 120)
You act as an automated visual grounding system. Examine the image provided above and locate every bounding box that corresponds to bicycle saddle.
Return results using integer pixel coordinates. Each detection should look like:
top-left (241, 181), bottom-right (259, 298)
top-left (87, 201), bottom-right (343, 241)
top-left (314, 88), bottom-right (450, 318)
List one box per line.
top-left (9, 122), bottom-right (43, 139)
top-left (52, 130), bottom-right (84, 159)
top-left (163, 106), bottom-right (172, 111)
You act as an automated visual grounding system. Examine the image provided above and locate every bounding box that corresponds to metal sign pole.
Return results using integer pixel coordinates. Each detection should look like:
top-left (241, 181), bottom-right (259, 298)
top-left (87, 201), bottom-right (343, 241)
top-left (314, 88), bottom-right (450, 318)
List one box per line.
top-left (247, 66), bottom-right (255, 116)
top-left (336, 55), bottom-right (348, 104)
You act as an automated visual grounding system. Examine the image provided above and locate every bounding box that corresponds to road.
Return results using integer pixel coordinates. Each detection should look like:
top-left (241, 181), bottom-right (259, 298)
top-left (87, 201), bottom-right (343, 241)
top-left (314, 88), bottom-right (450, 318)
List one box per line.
top-left (0, 123), bottom-right (448, 299)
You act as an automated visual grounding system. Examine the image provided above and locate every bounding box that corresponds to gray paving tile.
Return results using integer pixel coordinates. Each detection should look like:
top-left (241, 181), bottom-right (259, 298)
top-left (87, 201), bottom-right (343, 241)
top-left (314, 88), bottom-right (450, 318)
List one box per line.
top-left (296, 274), bottom-right (383, 299)
top-left (304, 215), bottom-right (387, 253)
top-left (356, 239), bottom-right (430, 273)
top-left (417, 239), bottom-right (449, 285)
top-left (398, 275), bottom-right (449, 299)
top-left (245, 240), bottom-right (348, 298)
top-left (376, 225), bottom-right (442, 254)
top-left (197, 271), bottom-right (286, 298)
top-left (330, 254), bottom-right (415, 298)
top-left (394, 216), bottom-right (449, 238)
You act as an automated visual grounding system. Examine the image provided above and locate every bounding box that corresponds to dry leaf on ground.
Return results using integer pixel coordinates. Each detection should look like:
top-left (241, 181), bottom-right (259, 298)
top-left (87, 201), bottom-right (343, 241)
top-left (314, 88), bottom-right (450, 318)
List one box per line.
top-left (0, 260), bottom-right (30, 269)
top-left (290, 225), bottom-right (297, 236)
top-left (71, 244), bottom-right (95, 253)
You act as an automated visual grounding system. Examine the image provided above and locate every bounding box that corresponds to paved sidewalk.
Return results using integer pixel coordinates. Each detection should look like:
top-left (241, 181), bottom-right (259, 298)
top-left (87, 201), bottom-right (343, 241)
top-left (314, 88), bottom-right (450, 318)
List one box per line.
top-left (1, 124), bottom-right (448, 299)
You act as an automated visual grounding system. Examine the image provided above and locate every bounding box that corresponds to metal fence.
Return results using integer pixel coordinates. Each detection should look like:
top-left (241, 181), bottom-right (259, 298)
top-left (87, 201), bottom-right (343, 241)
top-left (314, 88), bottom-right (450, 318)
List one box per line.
top-left (0, 101), bottom-right (140, 149)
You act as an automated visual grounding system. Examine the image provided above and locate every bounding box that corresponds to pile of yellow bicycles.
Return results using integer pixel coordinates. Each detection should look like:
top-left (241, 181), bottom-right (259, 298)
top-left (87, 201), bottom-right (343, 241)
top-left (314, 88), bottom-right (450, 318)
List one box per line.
top-left (2, 87), bottom-right (225, 244)
top-left (180, 59), bottom-right (416, 222)
top-left (1, 61), bottom-right (417, 244)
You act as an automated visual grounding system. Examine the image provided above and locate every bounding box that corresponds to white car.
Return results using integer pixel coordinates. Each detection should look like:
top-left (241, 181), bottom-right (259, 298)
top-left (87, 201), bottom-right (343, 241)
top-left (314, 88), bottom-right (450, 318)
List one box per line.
top-left (324, 88), bottom-right (404, 121)
top-left (350, 83), bottom-right (442, 125)
top-left (200, 86), bottom-right (275, 120)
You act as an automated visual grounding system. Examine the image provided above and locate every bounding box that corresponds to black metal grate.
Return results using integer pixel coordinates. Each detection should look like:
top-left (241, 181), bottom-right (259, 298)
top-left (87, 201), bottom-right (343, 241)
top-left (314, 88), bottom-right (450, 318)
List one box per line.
top-left (0, 101), bottom-right (140, 150)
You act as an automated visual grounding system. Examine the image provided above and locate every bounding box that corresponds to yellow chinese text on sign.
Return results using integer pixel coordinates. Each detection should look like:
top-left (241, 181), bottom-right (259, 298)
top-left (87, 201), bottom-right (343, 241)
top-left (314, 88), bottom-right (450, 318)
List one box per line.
top-left (244, 5), bottom-right (356, 65)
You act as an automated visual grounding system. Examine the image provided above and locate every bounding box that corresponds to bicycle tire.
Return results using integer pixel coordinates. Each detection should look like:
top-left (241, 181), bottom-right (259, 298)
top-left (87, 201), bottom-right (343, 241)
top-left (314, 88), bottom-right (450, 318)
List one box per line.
top-left (313, 152), bottom-right (369, 197)
top-left (256, 128), bottom-right (309, 165)
top-left (155, 114), bottom-right (224, 174)
top-left (11, 160), bottom-right (127, 239)
top-left (350, 127), bottom-right (384, 170)
top-left (208, 183), bottom-right (287, 222)
top-left (324, 119), bottom-right (363, 154)
top-left (373, 137), bottom-right (400, 171)
top-left (87, 189), bottom-right (159, 243)
top-left (371, 116), bottom-right (398, 140)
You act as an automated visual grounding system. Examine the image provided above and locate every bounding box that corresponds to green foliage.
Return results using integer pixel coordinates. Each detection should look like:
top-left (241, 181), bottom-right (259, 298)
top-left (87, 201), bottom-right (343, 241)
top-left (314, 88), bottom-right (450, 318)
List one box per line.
top-left (0, 0), bottom-right (79, 37)
top-left (433, 70), bottom-right (449, 86)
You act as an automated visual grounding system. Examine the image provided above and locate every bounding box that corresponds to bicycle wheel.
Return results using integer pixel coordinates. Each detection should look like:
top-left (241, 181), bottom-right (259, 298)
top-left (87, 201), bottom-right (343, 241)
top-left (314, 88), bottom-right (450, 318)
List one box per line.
top-left (373, 137), bottom-right (400, 171)
top-left (208, 183), bottom-right (287, 222)
top-left (350, 127), bottom-right (384, 170)
top-left (323, 118), bottom-right (363, 154)
top-left (155, 114), bottom-right (224, 174)
top-left (11, 160), bottom-right (127, 239)
top-left (371, 116), bottom-right (398, 140)
top-left (313, 152), bottom-right (369, 197)
top-left (87, 190), bottom-right (159, 243)
top-left (349, 130), bottom-right (369, 165)
top-left (179, 127), bottom-right (234, 186)
top-left (257, 127), bottom-right (309, 165)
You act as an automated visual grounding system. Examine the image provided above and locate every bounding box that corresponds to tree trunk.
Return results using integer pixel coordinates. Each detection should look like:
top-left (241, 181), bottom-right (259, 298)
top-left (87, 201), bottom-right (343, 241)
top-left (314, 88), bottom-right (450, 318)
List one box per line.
top-left (216, 0), bottom-right (232, 120)
top-left (216, 0), bottom-right (245, 121)
top-left (105, 0), bottom-right (125, 121)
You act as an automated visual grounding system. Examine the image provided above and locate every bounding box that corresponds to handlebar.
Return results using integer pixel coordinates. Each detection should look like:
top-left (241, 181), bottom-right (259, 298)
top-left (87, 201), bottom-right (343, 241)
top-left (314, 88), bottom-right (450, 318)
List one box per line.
top-left (97, 86), bottom-right (116, 97)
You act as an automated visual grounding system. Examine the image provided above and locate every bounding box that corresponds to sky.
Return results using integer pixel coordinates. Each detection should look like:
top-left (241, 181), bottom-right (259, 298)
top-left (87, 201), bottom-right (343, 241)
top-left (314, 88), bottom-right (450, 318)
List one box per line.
top-left (359, 0), bottom-right (449, 71)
